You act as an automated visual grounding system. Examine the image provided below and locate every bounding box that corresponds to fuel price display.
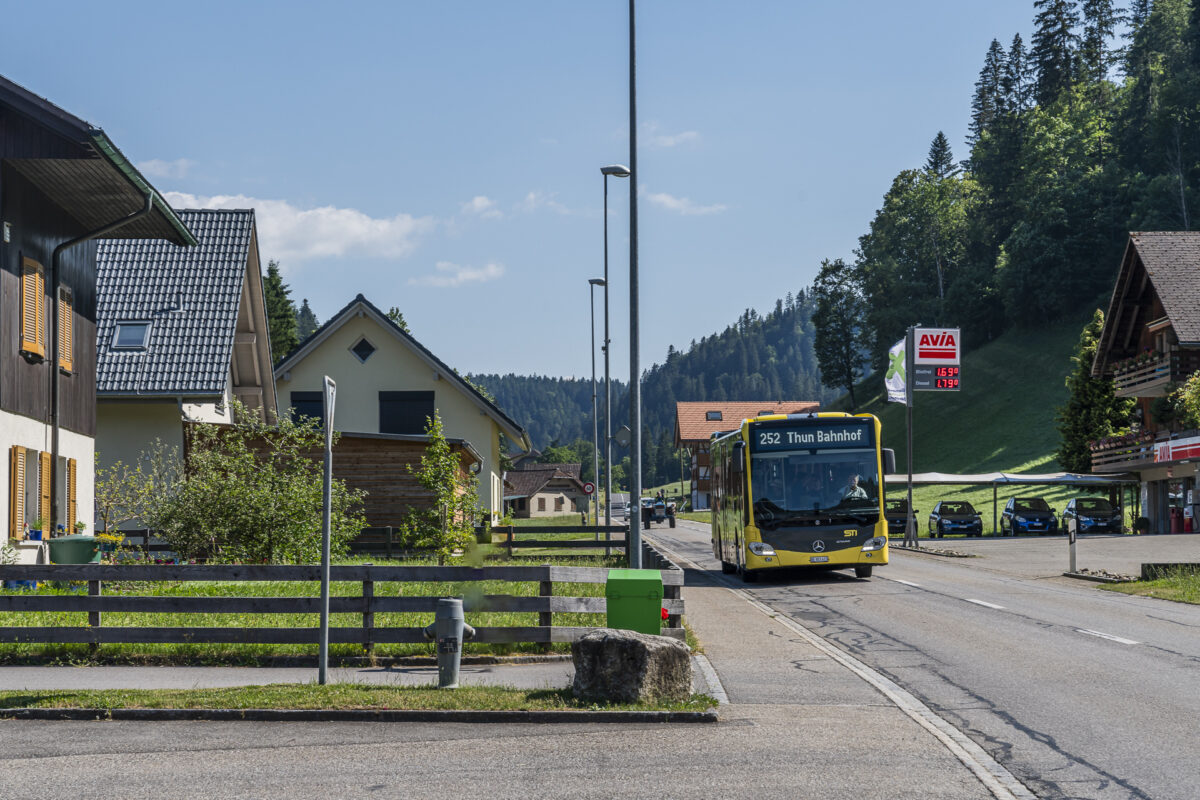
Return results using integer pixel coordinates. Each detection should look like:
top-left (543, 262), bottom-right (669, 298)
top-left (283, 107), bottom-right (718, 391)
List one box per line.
top-left (914, 364), bottom-right (962, 392)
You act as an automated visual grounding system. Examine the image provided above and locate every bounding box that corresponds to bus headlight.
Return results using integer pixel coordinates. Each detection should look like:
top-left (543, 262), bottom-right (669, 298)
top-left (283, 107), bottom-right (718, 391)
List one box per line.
top-left (861, 537), bottom-right (887, 552)
top-left (748, 542), bottom-right (776, 557)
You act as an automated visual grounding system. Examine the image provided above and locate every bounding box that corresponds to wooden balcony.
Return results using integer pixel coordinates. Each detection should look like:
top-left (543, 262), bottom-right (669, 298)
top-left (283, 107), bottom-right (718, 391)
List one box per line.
top-left (1112, 349), bottom-right (1200, 397)
top-left (1089, 432), bottom-right (1158, 472)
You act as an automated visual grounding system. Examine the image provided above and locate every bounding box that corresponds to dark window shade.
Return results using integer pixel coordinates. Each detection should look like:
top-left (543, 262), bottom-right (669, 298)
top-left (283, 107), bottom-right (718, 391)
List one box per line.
top-left (290, 391), bottom-right (325, 427)
top-left (379, 391), bottom-right (435, 435)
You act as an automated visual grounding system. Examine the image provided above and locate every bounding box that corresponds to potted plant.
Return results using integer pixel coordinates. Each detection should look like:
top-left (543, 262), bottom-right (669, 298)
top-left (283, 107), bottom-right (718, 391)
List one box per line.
top-left (74, 521), bottom-right (87, 534)
top-left (28, 518), bottom-right (45, 541)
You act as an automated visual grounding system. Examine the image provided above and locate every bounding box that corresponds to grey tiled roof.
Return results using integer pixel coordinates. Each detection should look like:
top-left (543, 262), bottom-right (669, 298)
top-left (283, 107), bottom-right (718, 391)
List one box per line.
top-left (96, 209), bottom-right (254, 395)
top-left (1129, 231), bottom-right (1200, 343)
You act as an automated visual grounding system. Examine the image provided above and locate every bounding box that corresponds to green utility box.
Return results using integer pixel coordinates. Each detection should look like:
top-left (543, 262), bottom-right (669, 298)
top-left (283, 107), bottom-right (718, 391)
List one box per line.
top-left (48, 535), bottom-right (99, 564)
top-left (605, 569), bottom-right (664, 635)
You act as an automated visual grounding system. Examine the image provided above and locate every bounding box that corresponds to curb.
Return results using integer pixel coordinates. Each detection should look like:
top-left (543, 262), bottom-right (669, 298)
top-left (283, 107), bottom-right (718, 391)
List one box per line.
top-left (0, 707), bottom-right (719, 724)
top-left (1061, 571), bottom-right (1137, 584)
top-left (890, 545), bottom-right (975, 558)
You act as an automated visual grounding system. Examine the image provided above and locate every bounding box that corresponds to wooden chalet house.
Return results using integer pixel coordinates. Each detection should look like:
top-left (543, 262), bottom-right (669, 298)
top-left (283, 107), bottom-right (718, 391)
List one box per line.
top-left (95, 209), bottom-right (278, 488)
top-left (674, 401), bottom-right (819, 510)
top-left (1, 74), bottom-right (194, 560)
top-left (1090, 232), bottom-right (1200, 533)
top-left (503, 463), bottom-right (589, 519)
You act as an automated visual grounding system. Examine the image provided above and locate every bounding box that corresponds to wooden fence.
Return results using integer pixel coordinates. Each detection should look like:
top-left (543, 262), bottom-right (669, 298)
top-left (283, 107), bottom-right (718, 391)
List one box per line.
top-left (0, 563), bottom-right (684, 650)
top-left (486, 525), bottom-right (629, 559)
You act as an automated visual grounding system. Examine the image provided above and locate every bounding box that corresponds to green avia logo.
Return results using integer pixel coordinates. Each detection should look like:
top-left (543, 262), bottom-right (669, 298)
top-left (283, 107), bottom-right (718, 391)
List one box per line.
top-left (886, 348), bottom-right (905, 382)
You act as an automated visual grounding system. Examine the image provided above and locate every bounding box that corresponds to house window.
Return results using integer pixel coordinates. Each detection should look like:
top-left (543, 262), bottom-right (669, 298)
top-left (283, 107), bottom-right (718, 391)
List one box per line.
top-left (379, 391), bottom-right (435, 435)
top-left (58, 287), bottom-right (74, 374)
top-left (706, 411), bottom-right (722, 421)
top-left (290, 391), bottom-right (325, 427)
top-left (555, 497), bottom-right (564, 511)
top-left (350, 337), bottom-right (377, 363)
top-left (7, 447), bottom-right (72, 538)
top-left (113, 322), bottom-right (151, 350)
top-left (19, 257), bottom-right (46, 359)
top-left (537, 497), bottom-right (546, 512)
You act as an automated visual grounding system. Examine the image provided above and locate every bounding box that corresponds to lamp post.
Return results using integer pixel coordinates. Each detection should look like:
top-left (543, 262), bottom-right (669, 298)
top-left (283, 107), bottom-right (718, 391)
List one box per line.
top-left (588, 277), bottom-right (606, 534)
top-left (600, 164), bottom-right (630, 542)
top-left (627, 0), bottom-right (642, 568)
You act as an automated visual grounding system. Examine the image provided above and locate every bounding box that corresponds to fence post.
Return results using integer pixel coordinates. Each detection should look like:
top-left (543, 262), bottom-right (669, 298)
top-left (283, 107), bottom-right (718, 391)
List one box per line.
top-left (507, 526), bottom-right (514, 560)
top-left (665, 577), bottom-right (681, 630)
top-left (88, 579), bottom-right (102, 652)
top-left (362, 564), bottom-right (375, 656)
top-left (385, 527), bottom-right (393, 560)
top-left (539, 567), bottom-right (552, 653)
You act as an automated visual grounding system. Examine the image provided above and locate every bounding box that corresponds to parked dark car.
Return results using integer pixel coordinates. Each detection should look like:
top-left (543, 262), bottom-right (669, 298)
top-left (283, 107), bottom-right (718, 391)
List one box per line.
top-left (1000, 497), bottom-right (1059, 536)
top-left (885, 499), bottom-right (918, 536)
top-left (1062, 497), bottom-right (1123, 534)
top-left (927, 500), bottom-right (983, 537)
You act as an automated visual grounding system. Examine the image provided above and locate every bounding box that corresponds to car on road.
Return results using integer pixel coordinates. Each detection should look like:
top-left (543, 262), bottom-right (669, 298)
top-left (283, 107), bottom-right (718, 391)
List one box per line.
top-left (1061, 497), bottom-right (1123, 533)
top-left (927, 500), bottom-right (983, 537)
top-left (1000, 496), bottom-right (1059, 536)
top-left (885, 498), bottom-right (918, 536)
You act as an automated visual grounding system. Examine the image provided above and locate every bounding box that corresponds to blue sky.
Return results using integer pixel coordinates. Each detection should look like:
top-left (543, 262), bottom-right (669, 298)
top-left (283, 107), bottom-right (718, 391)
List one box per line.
top-left (5, 1), bottom-right (1037, 379)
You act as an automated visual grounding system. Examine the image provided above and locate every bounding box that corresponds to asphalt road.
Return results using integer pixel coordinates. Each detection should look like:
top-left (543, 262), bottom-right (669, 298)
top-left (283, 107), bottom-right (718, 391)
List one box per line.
top-left (651, 520), bottom-right (1200, 800)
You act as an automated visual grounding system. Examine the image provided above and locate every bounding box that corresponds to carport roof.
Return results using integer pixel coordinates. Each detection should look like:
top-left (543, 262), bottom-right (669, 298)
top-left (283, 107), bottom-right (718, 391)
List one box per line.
top-left (884, 472), bottom-right (1138, 486)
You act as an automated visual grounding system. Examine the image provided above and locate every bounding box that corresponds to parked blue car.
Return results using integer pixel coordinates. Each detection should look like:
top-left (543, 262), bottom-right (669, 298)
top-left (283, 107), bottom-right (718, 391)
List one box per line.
top-left (1000, 497), bottom-right (1059, 536)
top-left (1062, 497), bottom-right (1123, 533)
top-left (928, 500), bottom-right (984, 537)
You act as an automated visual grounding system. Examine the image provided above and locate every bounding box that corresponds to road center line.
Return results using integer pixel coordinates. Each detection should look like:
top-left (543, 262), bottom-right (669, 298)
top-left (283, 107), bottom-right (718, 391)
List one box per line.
top-left (1077, 628), bottom-right (1140, 646)
top-left (966, 599), bottom-right (1005, 610)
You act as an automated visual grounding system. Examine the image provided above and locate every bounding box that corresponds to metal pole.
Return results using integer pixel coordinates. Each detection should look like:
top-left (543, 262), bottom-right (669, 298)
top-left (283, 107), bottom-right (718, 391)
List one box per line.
top-left (628, 0), bottom-right (642, 568)
top-left (905, 326), bottom-right (916, 548)
top-left (319, 376), bottom-right (336, 685)
top-left (603, 176), bottom-right (612, 539)
top-left (591, 282), bottom-right (600, 536)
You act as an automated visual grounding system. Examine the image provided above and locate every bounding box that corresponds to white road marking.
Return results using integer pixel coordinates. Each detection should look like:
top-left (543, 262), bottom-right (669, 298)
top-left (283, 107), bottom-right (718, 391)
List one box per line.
top-left (649, 535), bottom-right (1035, 800)
top-left (966, 599), bottom-right (1006, 610)
top-left (890, 578), bottom-right (922, 587)
top-left (1077, 628), bottom-right (1140, 646)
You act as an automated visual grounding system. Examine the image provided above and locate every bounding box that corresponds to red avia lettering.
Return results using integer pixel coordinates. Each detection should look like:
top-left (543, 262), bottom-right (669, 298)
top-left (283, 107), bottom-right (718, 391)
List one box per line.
top-left (918, 332), bottom-right (956, 349)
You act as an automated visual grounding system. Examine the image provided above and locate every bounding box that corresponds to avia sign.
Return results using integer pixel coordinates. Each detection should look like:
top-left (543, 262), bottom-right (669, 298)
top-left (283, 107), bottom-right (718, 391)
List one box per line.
top-left (914, 328), bottom-right (961, 365)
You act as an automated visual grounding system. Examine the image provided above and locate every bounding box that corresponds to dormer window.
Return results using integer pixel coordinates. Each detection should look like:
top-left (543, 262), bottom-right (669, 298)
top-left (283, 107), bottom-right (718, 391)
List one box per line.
top-left (113, 322), bottom-right (151, 350)
top-left (706, 411), bottom-right (722, 421)
top-left (351, 337), bottom-right (377, 363)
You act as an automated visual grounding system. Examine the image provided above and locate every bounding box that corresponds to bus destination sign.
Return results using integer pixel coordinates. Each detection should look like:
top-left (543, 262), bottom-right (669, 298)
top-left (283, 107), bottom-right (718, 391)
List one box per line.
top-left (751, 422), bottom-right (875, 452)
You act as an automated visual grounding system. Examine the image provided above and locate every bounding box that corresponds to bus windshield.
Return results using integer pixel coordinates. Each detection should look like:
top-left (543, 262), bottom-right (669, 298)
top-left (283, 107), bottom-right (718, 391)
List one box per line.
top-left (749, 449), bottom-right (880, 528)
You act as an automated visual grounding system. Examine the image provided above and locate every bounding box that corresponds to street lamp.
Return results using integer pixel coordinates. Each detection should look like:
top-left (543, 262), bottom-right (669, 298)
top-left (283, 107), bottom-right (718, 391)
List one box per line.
top-left (600, 164), bottom-right (630, 541)
top-left (588, 277), bottom-right (606, 534)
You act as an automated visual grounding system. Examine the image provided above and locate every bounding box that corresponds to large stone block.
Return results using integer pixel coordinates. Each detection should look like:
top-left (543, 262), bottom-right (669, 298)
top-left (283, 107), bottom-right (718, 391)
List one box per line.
top-left (571, 627), bottom-right (692, 704)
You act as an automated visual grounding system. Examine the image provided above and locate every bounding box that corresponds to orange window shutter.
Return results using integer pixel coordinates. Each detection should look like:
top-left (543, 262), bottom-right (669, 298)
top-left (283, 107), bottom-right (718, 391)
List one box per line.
top-left (58, 291), bottom-right (74, 374)
top-left (67, 458), bottom-right (77, 531)
top-left (39, 451), bottom-right (51, 529)
top-left (9, 446), bottom-right (25, 539)
top-left (37, 266), bottom-right (47, 355)
top-left (20, 259), bottom-right (45, 357)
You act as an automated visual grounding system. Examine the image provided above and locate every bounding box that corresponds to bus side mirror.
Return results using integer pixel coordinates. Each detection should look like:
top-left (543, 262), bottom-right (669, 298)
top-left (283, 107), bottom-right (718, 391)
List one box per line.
top-left (883, 449), bottom-right (896, 475)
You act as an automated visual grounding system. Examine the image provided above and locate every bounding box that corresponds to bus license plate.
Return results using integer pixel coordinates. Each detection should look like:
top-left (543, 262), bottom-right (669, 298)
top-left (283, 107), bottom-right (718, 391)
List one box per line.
top-left (810, 556), bottom-right (829, 563)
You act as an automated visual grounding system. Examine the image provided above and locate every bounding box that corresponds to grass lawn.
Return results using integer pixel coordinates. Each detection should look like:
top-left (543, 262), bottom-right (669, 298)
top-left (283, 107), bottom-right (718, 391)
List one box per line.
top-left (0, 683), bottom-right (716, 712)
top-left (0, 555), bottom-right (627, 664)
top-left (1101, 571), bottom-right (1200, 604)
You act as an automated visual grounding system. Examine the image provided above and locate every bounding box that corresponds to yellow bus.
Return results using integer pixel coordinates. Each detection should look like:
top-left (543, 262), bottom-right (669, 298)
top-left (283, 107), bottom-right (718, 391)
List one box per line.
top-left (710, 412), bottom-right (890, 582)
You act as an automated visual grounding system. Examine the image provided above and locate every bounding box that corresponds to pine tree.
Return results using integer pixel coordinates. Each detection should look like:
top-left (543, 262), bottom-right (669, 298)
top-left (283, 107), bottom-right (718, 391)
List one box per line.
top-left (1080, 0), bottom-right (1120, 84)
top-left (1055, 310), bottom-right (1135, 471)
top-left (925, 131), bottom-right (958, 178)
top-left (811, 259), bottom-right (868, 410)
top-left (295, 299), bottom-right (320, 340)
top-left (970, 39), bottom-right (1007, 143)
top-left (1001, 33), bottom-right (1033, 114)
top-left (262, 260), bottom-right (298, 362)
top-left (1032, 0), bottom-right (1081, 106)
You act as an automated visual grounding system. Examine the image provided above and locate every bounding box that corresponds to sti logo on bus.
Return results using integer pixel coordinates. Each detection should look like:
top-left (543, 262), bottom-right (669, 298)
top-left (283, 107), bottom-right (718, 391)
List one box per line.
top-left (914, 327), bottom-right (961, 365)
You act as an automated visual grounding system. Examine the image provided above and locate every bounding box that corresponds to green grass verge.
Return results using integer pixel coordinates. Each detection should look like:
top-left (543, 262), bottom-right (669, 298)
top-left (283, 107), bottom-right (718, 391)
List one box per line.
top-left (0, 683), bottom-right (716, 712)
top-left (1101, 571), bottom-right (1200, 604)
top-left (0, 555), bottom-right (629, 664)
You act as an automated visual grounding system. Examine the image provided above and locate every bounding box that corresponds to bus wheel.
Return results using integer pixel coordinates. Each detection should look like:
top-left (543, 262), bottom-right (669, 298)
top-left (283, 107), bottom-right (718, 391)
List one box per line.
top-left (720, 560), bottom-right (735, 574)
top-left (855, 565), bottom-right (873, 579)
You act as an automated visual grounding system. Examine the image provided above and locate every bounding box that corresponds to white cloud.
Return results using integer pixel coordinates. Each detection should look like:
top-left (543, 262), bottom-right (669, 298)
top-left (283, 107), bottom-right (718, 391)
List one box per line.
top-left (408, 260), bottom-right (505, 288)
top-left (461, 195), bottom-right (502, 219)
top-left (642, 123), bottom-right (700, 148)
top-left (164, 192), bottom-right (435, 263)
top-left (517, 190), bottom-right (570, 215)
top-left (646, 190), bottom-right (727, 216)
top-left (138, 158), bottom-right (195, 179)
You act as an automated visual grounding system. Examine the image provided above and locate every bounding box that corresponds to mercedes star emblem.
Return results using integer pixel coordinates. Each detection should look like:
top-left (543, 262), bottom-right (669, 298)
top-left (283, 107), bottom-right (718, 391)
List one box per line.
top-left (813, 540), bottom-right (825, 552)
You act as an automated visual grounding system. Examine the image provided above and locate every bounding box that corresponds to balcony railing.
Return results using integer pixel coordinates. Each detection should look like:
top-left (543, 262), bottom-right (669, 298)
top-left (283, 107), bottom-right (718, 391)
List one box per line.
top-left (1089, 432), bottom-right (1157, 472)
top-left (1112, 349), bottom-right (1200, 397)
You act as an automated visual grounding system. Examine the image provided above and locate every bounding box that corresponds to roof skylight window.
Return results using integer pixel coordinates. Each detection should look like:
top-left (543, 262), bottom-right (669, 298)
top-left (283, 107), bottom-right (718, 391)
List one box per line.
top-left (706, 411), bottom-right (722, 420)
top-left (113, 322), bottom-right (151, 350)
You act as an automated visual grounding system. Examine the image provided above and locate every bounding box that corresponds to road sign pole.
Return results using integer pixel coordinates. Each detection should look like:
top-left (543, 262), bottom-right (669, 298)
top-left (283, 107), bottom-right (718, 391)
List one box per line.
top-left (319, 376), bottom-right (336, 686)
top-left (905, 326), bottom-right (916, 549)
